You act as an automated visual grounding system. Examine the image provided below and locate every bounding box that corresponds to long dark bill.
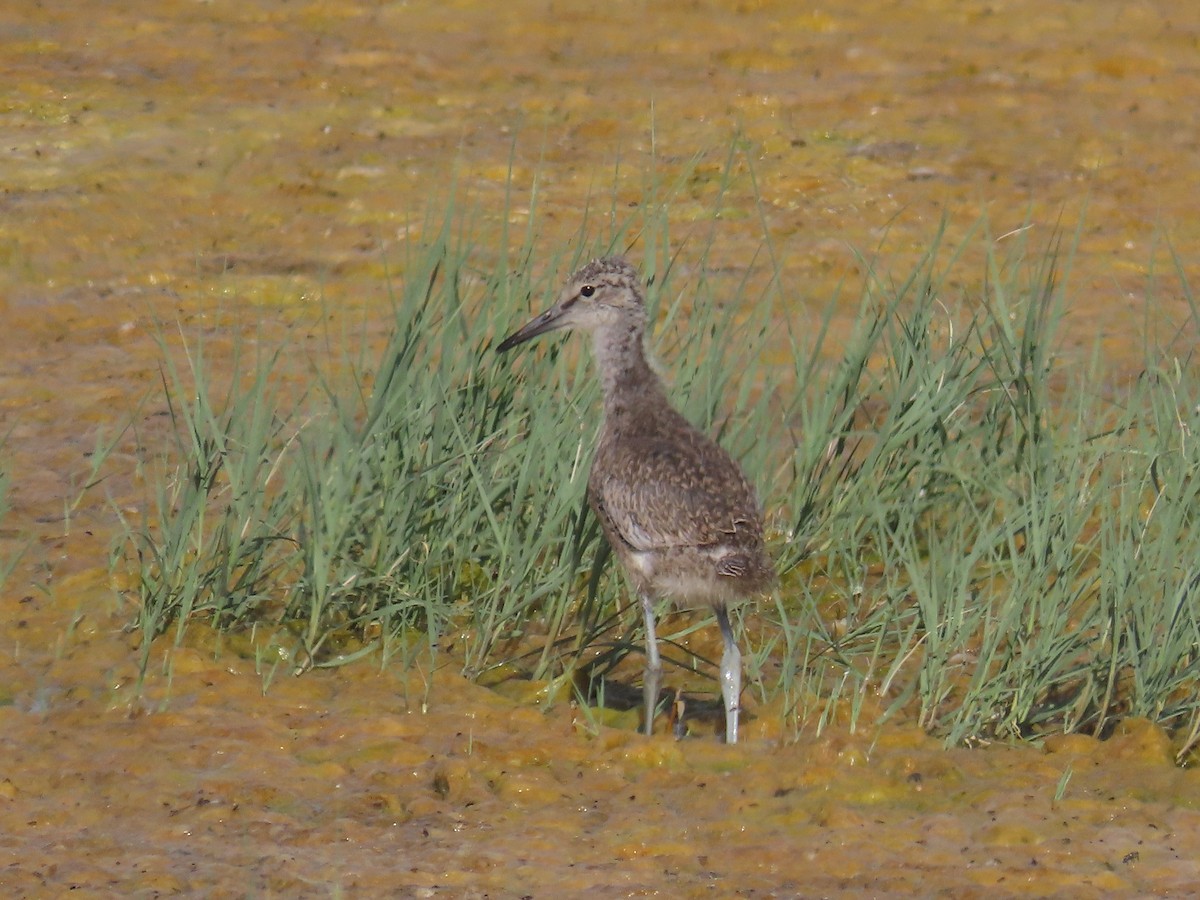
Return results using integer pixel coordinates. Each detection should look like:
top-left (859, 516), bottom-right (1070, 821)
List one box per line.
top-left (495, 306), bottom-right (566, 353)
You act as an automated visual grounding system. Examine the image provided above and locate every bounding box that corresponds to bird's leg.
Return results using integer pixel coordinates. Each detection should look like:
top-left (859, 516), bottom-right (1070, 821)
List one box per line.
top-left (715, 604), bottom-right (741, 744)
top-left (639, 591), bottom-right (663, 736)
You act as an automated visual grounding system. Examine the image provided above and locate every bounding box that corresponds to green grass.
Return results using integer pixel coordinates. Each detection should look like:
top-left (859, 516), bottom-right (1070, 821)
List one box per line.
top-left (770, 223), bottom-right (1200, 759)
top-left (110, 172), bottom-right (1200, 762)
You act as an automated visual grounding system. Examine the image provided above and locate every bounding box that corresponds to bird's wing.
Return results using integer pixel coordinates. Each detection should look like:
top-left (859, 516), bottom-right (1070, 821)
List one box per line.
top-left (590, 432), bottom-right (761, 554)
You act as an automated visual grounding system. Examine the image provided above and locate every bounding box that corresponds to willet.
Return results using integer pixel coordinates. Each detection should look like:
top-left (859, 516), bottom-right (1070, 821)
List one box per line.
top-left (496, 256), bottom-right (776, 743)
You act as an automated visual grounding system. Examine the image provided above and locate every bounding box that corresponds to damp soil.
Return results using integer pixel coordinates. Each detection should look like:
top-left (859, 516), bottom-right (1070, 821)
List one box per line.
top-left (2, 0), bottom-right (1200, 895)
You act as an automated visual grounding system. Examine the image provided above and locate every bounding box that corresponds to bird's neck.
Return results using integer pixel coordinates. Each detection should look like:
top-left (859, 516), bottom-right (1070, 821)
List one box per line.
top-left (591, 323), bottom-right (668, 414)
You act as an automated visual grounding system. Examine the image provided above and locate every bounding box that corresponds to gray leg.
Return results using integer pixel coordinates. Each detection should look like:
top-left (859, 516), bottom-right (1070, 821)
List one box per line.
top-left (715, 605), bottom-right (741, 744)
top-left (639, 591), bottom-right (662, 736)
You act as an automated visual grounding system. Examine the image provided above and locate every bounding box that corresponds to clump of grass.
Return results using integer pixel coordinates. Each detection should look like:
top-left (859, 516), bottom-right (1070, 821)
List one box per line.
top-left (112, 167), bottom-right (1200, 760)
top-left (114, 213), bottom-right (607, 690)
top-left (773, 223), bottom-right (1200, 759)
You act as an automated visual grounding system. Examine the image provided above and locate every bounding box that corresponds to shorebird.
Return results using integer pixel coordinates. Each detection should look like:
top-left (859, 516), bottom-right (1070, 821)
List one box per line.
top-left (496, 256), bottom-right (775, 743)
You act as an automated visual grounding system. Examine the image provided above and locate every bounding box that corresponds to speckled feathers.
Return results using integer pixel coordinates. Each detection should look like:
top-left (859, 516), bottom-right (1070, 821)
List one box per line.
top-left (496, 255), bottom-right (776, 742)
top-left (499, 255), bottom-right (775, 607)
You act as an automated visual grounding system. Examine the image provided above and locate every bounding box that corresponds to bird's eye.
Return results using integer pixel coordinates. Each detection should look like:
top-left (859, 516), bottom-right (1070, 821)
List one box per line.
top-left (580, 284), bottom-right (595, 298)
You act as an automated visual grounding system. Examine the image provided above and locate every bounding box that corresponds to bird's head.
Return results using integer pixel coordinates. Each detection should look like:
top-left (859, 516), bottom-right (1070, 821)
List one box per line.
top-left (496, 256), bottom-right (647, 352)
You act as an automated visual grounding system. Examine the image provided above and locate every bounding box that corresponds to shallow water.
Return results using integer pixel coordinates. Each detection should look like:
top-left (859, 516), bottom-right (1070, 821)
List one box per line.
top-left (3, 0), bottom-right (1200, 894)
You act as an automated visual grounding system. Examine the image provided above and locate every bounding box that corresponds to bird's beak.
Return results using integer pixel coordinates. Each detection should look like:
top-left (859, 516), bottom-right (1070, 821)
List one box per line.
top-left (495, 299), bottom-right (572, 353)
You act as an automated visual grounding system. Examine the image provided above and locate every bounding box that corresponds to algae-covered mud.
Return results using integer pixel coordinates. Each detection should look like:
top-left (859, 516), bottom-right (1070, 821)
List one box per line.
top-left (3, 0), bottom-right (1200, 894)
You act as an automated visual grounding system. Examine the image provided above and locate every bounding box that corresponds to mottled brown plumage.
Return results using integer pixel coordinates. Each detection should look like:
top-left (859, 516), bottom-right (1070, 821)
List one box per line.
top-left (496, 256), bottom-right (775, 743)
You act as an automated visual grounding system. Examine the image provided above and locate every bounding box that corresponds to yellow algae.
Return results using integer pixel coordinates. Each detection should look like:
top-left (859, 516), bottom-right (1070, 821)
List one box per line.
top-left (610, 832), bottom-right (697, 862)
top-left (1108, 718), bottom-right (1175, 766)
top-left (1, 0), bottom-right (1199, 895)
top-left (161, 646), bottom-right (219, 677)
top-left (297, 759), bottom-right (347, 782)
top-left (617, 737), bottom-right (688, 769)
top-left (977, 821), bottom-right (1047, 847)
top-left (575, 704), bottom-right (640, 734)
top-left (486, 671), bottom-right (575, 707)
top-left (490, 769), bottom-right (564, 806)
top-left (344, 739), bottom-right (431, 769)
top-left (1043, 730), bottom-right (1104, 758)
top-left (203, 274), bottom-right (321, 308)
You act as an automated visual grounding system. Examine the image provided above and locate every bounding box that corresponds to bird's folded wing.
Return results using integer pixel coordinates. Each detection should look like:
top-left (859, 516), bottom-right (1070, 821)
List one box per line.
top-left (592, 438), bottom-right (759, 553)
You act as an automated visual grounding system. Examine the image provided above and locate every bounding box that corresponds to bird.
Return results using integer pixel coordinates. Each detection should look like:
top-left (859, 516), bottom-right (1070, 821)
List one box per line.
top-left (496, 256), bottom-right (776, 743)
